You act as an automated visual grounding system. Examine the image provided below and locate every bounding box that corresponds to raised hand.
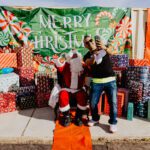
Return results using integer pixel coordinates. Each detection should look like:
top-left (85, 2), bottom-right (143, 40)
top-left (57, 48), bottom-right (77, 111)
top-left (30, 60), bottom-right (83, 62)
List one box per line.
top-left (95, 39), bottom-right (107, 50)
top-left (52, 54), bottom-right (59, 59)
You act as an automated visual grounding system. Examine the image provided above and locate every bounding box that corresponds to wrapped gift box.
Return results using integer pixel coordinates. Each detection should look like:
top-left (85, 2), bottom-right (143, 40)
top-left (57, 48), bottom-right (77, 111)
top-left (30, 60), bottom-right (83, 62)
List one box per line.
top-left (127, 80), bottom-right (143, 102)
top-left (18, 95), bottom-right (36, 110)
top-left (36, 93), bottom-right (50, 108)
top-left (110, 54), bottom-right (129, 67)
top-left (118, 88), bottom-right (129, 116)
top-left (16, 86), bottom-right (35, 94)
top-left (35, 72), bottom-right (54, 93)
top-left (17, 46), bottom-right (33, 67)
top-left (148, 100), bottom-right (150, 120)
top-left (12, 86), bottom-right (35, 105)
top-left (134, 100), bottom-right (148, 118)
top-left (0, 92), bottom-right (16, 113)
top-left (113, 67), bottom-right (127, 88)
top-left (126, 66), bottom-right (150, 84)
top-left (143, 82), bottom-right (150, 97)
top-left (103, 92), bottom-right (125, 117)
top-left (0, 73), bottom-right (19, 92)
top-left (0, 53), bottom-right (17, 69)
top-left (129, 59), bottom-right (150, 66)
top-left (0, 47), bottom-right (13, 53)
top-left (18, 67), bottom-right (34, 86)
top-left (127, 102), bottom-right (134, 121)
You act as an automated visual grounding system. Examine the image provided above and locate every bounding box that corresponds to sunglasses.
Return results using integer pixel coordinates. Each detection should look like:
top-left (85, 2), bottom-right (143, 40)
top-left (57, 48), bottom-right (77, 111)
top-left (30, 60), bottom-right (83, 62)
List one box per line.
top-left (85, 39), bottom-right (93, 45)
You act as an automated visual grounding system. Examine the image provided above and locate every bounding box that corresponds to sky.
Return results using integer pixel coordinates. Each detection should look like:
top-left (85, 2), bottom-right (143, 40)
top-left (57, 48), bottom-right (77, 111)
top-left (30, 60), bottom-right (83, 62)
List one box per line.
top-left (0, 0), bottom-right (150, 8)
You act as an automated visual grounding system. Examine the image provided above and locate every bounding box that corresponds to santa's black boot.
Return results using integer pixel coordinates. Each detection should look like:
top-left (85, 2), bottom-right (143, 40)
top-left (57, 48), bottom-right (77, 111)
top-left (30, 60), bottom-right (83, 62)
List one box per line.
top-left (75, 108), bottom-right (84, 126)
top-left (61, 110), bottom-right (71, 127)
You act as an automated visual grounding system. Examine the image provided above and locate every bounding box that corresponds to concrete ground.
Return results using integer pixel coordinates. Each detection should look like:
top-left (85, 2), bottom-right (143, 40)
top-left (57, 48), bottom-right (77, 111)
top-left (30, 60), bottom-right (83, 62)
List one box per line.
top-left (0, 107), bottom-right (150, 150)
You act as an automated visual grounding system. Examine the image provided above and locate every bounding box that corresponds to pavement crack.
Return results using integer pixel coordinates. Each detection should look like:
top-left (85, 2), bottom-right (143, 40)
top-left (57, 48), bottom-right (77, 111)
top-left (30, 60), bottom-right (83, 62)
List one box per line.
top-left (21, 109), bottom-right (36, 136)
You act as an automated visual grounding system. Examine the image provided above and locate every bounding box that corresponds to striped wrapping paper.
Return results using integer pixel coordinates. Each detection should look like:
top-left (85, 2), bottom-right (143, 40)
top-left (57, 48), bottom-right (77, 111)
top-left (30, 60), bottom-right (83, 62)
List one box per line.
top-left (110, 54), bottom-right (129, 67)
top-left (0, 92), bottom-right (16, 114)
top-left (127, 80), bottom-right (143, 102)
top-left (0, 53), bottom-right (17, 69)
top-left (17, 67), bottom-right (34, 86)
top-left (0, 73), bottom-right (19, 92)
top-left (17, 46), bottom-right (33, 67)
top-left (129, 59), bottom-right (150, 66)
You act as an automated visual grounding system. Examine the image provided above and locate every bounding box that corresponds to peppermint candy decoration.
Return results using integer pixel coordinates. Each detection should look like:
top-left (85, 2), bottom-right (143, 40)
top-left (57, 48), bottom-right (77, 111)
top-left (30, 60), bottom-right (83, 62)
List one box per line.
top-left (42, 56), bottom-right (52, 64)
top-left (18, 21), bottom-right (31, 37)
top-left (0, 10), bottom-right (30, 46)
top-left (0, 31), bottom-right (10, 46)
top-left (95, 11), bottom-right (113, 26)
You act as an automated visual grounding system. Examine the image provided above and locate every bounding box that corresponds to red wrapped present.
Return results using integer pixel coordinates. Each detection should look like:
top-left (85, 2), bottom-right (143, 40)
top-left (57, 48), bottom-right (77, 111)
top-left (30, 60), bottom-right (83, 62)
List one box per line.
top-left (129, 59), bottom-right (150, 66)
top-left (17, 46), bottom-right (33, 67)
top-left (0, 46), bottom-right (12, 53)
top-left (18, 67), bottom-right (34, 86)
top-left (0, 53), bottom-right (17, 69)
top-left (103, 92), bottom-right (125, 117)
top-left (35, 72), bottom-right (54, 93)
top-left (0, 92), bottom-right (16, 113)
top-left (36, 93), bottom-right (50, 108)
top-left (118, 88), bottom-right (129, 116)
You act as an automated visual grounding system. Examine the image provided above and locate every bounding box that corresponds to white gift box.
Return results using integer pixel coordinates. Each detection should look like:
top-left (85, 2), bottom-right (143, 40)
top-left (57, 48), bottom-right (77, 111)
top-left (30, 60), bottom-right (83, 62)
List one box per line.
top-left (0, 73), bottom-right (19, 92)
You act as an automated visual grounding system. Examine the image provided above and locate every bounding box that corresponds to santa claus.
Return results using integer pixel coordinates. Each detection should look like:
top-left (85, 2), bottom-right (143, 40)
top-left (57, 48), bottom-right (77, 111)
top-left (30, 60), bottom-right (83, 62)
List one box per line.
top-left (52, 49), bottom-right (89, 127)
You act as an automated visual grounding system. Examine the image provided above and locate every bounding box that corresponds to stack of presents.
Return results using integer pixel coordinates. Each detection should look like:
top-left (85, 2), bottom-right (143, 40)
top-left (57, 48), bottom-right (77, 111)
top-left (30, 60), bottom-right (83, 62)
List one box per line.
top-left (0, 48), bottom-right (150, 121)
top-left (0, 46), bottom-right (56, 113)
top-left (98, 54), bottom-right (150, 121)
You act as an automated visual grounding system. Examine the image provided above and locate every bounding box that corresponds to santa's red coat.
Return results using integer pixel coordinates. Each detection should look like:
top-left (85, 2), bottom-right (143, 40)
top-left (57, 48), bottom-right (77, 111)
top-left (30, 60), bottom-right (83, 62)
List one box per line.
top-left (55, 62), bottom-right (89, 112)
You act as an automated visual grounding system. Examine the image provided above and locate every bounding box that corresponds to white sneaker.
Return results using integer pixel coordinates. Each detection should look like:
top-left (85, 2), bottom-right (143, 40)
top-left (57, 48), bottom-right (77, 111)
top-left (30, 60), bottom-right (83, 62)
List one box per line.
top-left (88, 119), bottom-right (99, 127)
top-left (109, 124), bottom-right (117, 133)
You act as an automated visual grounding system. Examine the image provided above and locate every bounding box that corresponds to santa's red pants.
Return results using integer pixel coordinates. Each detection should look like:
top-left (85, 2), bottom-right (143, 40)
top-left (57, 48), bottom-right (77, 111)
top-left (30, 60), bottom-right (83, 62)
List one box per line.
top-left (59, 90), bottom-right (87, 112)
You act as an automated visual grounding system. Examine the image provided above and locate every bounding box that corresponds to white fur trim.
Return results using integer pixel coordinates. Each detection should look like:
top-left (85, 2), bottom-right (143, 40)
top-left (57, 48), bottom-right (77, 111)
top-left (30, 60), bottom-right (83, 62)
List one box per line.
top-left (59, 104), bottom-right (70, 112)
top-left (77, 104), bottom-right (87, 110)
top-left (53, 58), bottom-right (65, 67)
top-left (60, 88), bottom-right (79, 93)
top-left (70, 72), bottom-right (78, 89)
top-left (48, 83), bottom-right (61, 108)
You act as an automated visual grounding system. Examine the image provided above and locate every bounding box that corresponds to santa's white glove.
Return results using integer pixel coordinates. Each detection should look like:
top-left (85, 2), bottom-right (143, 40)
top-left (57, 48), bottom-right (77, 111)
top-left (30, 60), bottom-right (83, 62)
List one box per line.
top-left (52, 55), bottom-right (65, 67)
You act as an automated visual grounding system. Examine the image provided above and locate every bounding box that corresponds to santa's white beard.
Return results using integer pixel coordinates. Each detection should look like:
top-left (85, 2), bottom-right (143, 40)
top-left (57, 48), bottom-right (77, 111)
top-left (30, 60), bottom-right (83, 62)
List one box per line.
top-left (70, 57), bottom-right (83, 73)
top-left (69, 57), bottom-right (83, 89)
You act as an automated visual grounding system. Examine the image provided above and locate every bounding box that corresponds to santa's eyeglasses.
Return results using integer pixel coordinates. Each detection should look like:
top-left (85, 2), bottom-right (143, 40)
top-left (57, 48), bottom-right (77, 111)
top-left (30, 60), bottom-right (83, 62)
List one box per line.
top-left (84, 39), bottom-right (93, 45)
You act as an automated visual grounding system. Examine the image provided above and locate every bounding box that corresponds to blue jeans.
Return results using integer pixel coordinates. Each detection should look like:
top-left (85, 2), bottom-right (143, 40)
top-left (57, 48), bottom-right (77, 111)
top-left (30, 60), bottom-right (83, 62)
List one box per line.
top-left (90, 80), bottom-right (117, 125)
